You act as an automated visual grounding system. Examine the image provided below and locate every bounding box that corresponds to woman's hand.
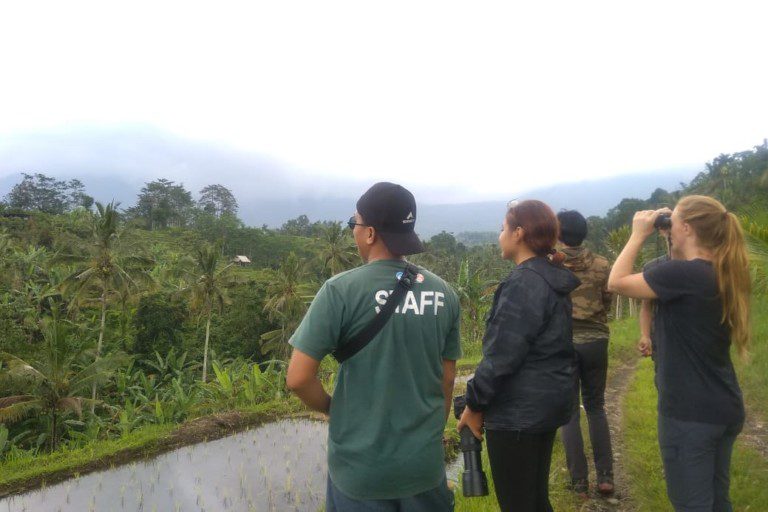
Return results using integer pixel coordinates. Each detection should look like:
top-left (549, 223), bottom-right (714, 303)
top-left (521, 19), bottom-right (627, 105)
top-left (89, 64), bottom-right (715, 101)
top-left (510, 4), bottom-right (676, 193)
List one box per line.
top-left (630, 208), bottom-right (667, 240)
top-left (638, 336), bottom-right (653, 357)
top-left (457, 406), bottom-right (484, 441)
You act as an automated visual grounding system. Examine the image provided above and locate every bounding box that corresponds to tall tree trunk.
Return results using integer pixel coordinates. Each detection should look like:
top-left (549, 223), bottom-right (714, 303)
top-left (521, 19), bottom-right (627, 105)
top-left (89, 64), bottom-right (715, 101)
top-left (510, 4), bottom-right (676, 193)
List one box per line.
top-left (91, 290), bottom-right (107, 413)
top-left (50, 410), bottom-right (57, 452)
top-left (202, 313), bottom-right (212, 383)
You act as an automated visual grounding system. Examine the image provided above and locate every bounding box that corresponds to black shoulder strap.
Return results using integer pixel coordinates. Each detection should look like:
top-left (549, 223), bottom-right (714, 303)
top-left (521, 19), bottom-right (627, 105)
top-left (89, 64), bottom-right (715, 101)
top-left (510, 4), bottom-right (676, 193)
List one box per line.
top-left (332, 263), bottom-right (419, 364)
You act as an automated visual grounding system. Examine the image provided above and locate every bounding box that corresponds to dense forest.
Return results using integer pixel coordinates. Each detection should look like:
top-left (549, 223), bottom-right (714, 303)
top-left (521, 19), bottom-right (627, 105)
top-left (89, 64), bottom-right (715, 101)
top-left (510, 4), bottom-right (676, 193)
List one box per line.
top-left (0, 140), bottom-right (766, 469)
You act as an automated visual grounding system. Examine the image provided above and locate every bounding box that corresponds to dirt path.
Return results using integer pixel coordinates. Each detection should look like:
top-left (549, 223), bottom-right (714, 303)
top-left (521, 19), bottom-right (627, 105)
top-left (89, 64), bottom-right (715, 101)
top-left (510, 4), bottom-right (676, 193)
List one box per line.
top-left (580, 358), bottom-right (639, 512)
top-left (740, 406), bottom-right (768, 460)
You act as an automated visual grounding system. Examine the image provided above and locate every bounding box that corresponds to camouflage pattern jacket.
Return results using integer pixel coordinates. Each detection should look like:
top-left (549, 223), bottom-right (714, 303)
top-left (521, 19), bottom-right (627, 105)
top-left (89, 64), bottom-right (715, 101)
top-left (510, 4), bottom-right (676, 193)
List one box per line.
top-left (562, 246), bottom-right (612, 343)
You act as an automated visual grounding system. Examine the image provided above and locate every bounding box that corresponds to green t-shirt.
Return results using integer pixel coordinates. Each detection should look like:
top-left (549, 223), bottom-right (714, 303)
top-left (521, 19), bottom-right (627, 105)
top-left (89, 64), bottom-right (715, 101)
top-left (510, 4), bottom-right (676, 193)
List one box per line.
top-left (290, 259), bottom-right (461, 500)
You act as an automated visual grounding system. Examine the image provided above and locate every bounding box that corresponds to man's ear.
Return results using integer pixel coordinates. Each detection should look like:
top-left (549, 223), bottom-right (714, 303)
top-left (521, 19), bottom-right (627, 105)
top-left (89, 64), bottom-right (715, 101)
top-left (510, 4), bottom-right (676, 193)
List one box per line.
top-left (366, 226), bottom-right (377, 246)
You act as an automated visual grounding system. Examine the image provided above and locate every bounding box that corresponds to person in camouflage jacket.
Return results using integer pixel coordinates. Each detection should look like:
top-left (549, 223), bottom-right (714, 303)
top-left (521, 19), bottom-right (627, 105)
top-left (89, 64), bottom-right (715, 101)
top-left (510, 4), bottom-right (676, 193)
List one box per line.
top-left (557, 210), bottom-right (615, 496)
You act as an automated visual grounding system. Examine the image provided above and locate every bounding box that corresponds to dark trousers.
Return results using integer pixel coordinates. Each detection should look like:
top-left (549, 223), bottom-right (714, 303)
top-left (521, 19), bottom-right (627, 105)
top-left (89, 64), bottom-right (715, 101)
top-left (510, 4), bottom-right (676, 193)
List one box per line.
top-left (658, 415), bottom-right (742, 512)
top-left (561, 339), bottom-right (613, 482)
top-left (326, 475), bottom-right (454, 512)
top-left (486, 429), bottom-right (556, 512)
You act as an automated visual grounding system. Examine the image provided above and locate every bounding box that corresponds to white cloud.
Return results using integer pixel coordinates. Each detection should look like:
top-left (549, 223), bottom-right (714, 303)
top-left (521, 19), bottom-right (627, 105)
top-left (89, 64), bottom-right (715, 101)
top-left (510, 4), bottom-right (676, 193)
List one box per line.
top-left (0, 0), bottom-right (766, 199)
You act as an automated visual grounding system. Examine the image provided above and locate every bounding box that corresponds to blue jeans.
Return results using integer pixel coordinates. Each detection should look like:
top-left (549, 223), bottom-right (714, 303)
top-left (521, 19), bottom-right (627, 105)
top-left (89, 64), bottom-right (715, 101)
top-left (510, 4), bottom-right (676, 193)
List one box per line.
top-left (658, 415), bottom-right (742, 512)
top-left (326, 475), bottom-right (454, 512)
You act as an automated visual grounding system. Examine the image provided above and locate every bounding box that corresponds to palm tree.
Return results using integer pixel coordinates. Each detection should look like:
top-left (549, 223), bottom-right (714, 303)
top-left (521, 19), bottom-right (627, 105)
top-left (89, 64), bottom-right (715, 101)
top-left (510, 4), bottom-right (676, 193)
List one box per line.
top-left (261, 253), bottom-right (314, 359)
top-left (183, 242), bottom-right (235, 382)
top-left (0, 312), bottom-right (128, 451)
top-left (602, 224), bottom-right (663, 318)
top-left (60, 201), bottom-right (152, 409)
top-left (317, 222), bottom-right (356, 277)
top-left (741, 213), bottom-right (768, 294)
top-left (604, 225), bottom-right (632, 319)
top-left (453, 259), bottom-right (495, 346)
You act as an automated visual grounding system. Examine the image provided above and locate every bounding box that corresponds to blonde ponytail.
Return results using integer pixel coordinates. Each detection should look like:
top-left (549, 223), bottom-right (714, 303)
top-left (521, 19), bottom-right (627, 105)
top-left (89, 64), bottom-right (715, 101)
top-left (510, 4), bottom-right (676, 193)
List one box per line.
top-left (677, 196), bottom-right (751, 358)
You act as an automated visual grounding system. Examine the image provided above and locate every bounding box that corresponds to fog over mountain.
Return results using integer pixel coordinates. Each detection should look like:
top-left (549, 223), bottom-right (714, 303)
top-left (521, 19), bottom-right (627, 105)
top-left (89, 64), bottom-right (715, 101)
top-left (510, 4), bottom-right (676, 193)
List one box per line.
top-left (1, 126), bottom-right (698, 237)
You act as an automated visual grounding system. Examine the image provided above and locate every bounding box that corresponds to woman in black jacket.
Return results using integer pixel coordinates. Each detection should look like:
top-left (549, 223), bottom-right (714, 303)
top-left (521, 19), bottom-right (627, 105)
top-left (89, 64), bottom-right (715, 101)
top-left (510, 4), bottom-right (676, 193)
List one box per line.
top-left (458, 199), bottom-right (580, 512)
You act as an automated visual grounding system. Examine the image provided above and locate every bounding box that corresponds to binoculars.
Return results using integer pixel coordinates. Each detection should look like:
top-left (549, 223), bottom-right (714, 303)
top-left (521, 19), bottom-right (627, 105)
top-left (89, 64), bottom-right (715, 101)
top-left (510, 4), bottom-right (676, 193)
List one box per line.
top-left (453, 395), bottom-right (489, 497)
top-left (654, 213), bottom-right (672, 230)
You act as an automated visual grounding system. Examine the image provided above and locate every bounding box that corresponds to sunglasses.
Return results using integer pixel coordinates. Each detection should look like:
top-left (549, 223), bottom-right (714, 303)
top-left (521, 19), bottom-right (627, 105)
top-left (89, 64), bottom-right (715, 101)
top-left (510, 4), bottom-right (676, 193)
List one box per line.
top-left (347, 216), bottom-right (370, 230)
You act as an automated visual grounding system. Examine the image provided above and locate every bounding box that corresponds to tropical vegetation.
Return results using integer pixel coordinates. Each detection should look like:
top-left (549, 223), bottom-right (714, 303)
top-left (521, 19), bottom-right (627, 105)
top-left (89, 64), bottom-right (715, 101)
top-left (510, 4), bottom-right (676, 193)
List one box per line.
top-left (0, 141), bottom-right (766, 510)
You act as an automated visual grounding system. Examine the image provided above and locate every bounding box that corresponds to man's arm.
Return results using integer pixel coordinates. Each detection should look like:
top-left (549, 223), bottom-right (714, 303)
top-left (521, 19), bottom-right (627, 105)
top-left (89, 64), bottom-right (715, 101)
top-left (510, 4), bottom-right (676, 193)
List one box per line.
top-left (442, 359), bottom-right (456, 422)
top-left (286, 348), bottom-right (331, 414)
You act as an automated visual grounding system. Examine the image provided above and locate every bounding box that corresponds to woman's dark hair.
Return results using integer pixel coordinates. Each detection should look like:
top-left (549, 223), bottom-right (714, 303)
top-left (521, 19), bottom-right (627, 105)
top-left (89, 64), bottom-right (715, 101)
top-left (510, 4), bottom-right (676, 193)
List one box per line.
top-left (557, 210), bottom-right (588, 247)
top-left (506, 200), bottom-right (560, 256)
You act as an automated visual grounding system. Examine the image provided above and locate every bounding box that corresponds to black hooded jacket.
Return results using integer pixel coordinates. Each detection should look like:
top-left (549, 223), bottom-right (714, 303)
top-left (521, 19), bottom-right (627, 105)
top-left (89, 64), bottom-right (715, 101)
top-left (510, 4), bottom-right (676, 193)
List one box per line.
top-left (466, 256), bottom-right (581, 431)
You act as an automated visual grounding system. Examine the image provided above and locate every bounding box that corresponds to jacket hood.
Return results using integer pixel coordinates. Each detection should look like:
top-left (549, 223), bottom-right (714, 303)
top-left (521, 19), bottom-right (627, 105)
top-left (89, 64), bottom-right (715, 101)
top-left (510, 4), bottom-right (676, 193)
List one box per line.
top-left (561, 246), bottom-right (595, 272)
top-left (519, 256), bottom-right (581, 295)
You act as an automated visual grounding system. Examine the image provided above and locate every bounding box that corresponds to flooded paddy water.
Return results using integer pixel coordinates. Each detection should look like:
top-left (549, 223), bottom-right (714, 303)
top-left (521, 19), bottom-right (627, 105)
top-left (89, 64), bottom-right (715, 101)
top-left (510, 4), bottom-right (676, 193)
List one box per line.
top-left (2, 418), bottom-right (462, 512)
top-left (1, 419), bottom-right (327, 512)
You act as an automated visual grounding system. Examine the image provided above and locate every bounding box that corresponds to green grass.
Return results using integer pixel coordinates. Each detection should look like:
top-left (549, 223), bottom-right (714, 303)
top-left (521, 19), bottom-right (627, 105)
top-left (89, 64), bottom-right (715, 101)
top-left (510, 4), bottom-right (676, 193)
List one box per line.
top-left (457, 355), bottom-right (481, 374)
top-left (453, 318), bottom-right (639, 511)
top-left (623, 359), bottom-right (768, 511)
top-left (736, 298), bottom-right (768, 420)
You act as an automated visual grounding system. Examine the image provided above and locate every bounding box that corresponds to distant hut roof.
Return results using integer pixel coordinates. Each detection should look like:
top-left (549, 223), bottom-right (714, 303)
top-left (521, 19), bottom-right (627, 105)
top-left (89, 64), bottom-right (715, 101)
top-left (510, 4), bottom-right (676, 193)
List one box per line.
top-left (232, 255), bottom-right (252, 264)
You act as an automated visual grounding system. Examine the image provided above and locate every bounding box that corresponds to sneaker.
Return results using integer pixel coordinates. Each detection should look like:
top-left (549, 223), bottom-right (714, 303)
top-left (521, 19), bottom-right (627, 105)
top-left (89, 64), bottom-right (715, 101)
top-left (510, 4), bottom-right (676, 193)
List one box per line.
top-left (597, 472), bottom-right (614, 496)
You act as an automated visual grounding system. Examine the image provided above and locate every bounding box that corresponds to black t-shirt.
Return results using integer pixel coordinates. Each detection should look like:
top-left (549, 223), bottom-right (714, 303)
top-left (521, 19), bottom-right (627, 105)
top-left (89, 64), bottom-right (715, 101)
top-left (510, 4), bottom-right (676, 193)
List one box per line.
top-left (642, 255), bottom-right (669, 355)
top-left (643, 259), bottom-right (744, 425)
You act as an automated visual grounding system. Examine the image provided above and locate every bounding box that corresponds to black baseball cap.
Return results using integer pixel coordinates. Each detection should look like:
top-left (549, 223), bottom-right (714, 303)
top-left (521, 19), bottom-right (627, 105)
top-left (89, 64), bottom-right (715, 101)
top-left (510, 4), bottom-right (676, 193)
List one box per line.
top-left (356, 182), bottom-right (425, 255)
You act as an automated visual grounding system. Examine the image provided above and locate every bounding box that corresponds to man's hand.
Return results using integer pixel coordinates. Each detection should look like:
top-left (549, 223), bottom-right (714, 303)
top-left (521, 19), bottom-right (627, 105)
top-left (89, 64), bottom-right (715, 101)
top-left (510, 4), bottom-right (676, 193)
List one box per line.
top-left (457, 406), bottom-right (484, 441)
top-left (638, 336), bottom-right (653, 357)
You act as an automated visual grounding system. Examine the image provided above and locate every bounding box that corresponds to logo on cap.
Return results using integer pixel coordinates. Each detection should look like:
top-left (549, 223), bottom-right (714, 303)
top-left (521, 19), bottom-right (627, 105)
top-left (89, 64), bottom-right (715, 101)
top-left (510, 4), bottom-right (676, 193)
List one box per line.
top-left (402, 212), bottom-right (415, 224)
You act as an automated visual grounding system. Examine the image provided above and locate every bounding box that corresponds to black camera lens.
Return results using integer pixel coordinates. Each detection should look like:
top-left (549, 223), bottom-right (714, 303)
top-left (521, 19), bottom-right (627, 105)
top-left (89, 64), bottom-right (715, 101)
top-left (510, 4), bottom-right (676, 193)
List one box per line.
top-left (453, 395), bottom-right (489, 497)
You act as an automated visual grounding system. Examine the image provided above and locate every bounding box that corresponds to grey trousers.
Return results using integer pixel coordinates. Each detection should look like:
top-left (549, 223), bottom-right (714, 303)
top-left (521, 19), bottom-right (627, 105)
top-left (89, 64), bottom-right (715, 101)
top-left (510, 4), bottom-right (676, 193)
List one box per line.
top-left (658, 414), bottom-right (742, 512)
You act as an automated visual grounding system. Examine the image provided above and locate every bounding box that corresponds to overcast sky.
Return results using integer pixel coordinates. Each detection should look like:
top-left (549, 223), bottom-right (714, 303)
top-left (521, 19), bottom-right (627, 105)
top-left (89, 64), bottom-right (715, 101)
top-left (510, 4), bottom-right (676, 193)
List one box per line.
top-left (1, 1), bottom-right (767, 203)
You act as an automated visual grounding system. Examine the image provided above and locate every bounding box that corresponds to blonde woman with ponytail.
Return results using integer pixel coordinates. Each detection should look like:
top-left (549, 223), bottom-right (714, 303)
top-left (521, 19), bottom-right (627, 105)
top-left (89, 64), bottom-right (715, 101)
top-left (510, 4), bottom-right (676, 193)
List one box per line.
top-left (608, 195), bottom-right (749, 512)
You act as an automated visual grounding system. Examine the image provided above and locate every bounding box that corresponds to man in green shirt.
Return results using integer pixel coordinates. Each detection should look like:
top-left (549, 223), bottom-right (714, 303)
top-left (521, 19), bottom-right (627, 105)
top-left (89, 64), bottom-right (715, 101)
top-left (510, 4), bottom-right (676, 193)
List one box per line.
top-left (286, 182), bottom-right (461, 511)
